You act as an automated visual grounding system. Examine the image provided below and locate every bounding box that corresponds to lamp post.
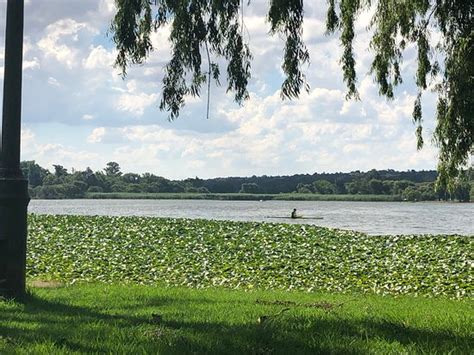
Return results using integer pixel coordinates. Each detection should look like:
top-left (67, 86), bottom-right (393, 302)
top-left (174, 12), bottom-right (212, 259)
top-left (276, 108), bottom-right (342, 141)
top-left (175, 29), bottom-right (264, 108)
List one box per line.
top-left (0, 0), bottom-right (29, 298)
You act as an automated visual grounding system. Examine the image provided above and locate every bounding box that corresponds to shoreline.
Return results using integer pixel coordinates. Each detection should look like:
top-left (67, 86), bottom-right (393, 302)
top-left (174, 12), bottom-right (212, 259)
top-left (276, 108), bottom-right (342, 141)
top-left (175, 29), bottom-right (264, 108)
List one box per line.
top-left (57, 192), bottom-right (403, 202)
top-left (85, 193), bottom-right (402, 202)
top-left (27, 191), bottom-right (472, 203)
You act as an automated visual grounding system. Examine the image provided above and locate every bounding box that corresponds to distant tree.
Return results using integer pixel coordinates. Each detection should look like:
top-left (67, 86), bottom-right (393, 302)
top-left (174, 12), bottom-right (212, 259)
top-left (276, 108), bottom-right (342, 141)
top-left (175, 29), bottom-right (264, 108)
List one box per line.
top-left (20, 161), bottom-right (49, 187)
top-left (169, 182), bottom-right (185, 193)
top-left (296, 183), bottom-right (313, 194)
top-left (239, 183), bottom-right (260, 194)
top-left (126, 184), bottom-right (142, 193)
top-left (313, 180), bottom-right (335, 194)
top-left (345, 182), bottom-right (356, 195)
top-left (435, 184), bottom-right (450, 201)
top-left (104, 162), bottom-right (122, 177)
top-left (111, 181), bottom-right (127, 192)
top-left (21, 159), bottom-right (458, 202)
top-left (81, 167), bottom-right (99, 187)
top-left (183, 176), bottom-right (204, 189)
top-left (42, 174), bottom-right (60, 186)
top-left (368, 179), bottom-right (387, 195)
top-left (402, 186), bottom-right (422, 202)
top-left (87, 186), bottom-right (104, 193)
top-left (72, 181), bottom-right (88, 196)
top-left (365, 169), bottom-right (381, 180)
top-left (143, 182), bottom-right (166, 193)
top-left (122, 173), bottom-right (141, 184)
top-left (196, 186), bottom-right (210, 193)
top-left (392, 180), bottom-right (415, 195)
top-left (94, 171), bottom-right (112, 192)
top-left (382, 180), bottom-right (394, 195)
top-left (418, 183), bottom-right (437, 201)
top-left (141, 173), bottom-right (161, 184)
top-left (185, 186), bottom-right (210, 193)
top-left (35, 185), bottom-right (61, 199)
top-left (53, 164), bottom-right (68, 178)
top-left (334, 178), bottom-right (347, 194)
top-left (65, 171), bottom-right (86, 185)
top-left (346, 178), bottom-right (370, 194)
top-left (453, 175), bottom-right (471, 202)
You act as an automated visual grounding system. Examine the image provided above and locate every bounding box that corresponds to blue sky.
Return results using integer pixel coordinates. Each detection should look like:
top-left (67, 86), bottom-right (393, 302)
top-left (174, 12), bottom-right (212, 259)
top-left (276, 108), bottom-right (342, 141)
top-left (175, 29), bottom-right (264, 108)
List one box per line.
top-left (0, 0), bottom-right (439, 179)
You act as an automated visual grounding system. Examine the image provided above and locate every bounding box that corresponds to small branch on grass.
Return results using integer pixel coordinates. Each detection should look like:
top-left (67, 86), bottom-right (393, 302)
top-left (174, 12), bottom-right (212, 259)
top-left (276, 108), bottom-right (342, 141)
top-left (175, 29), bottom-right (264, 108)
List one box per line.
top-left (256, 299), bottom-right (343, 311)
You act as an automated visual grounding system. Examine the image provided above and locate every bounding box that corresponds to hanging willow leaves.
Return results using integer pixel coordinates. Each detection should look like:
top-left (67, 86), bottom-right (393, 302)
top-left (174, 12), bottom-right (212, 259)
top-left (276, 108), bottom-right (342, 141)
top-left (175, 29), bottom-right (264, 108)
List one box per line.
top-left (111, 0), bottom-right (473, 187)
top-left (326, 0), bottom-right (473, 189)
top-left (111, 0), bottom-right (309, 118)
top-left (268, 0), bottom-right (310, 99)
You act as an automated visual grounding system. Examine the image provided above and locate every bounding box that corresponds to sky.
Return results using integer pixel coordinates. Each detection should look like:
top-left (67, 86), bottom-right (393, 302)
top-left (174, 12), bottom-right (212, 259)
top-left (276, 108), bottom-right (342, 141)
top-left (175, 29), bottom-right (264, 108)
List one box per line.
top-left (0, 0), bottom-right (440, 179)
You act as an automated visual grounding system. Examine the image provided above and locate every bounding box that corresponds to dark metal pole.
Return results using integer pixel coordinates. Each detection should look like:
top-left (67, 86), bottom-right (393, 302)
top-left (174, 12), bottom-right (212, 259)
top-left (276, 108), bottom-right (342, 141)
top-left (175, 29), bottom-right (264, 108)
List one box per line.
top-left (0, 0), bottom-right (29, 298)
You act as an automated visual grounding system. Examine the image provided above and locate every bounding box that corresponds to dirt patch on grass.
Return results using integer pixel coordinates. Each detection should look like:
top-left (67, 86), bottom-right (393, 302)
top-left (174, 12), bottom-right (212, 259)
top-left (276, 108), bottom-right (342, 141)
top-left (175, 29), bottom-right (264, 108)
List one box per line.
top-left (29, 280), bottom-right (64, 288)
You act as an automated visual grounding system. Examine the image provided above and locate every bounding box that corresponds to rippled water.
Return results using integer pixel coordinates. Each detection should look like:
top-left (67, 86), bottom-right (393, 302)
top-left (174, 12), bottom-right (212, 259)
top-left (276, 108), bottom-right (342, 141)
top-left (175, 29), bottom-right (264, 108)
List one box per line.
top-left (29, 199), bottom-right (473, 236)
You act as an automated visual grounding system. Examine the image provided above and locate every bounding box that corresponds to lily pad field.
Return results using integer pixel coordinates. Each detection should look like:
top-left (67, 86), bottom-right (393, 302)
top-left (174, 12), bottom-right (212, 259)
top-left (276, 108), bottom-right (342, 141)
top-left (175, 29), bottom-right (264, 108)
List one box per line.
top-left (27, 214), bottom-right (473, 299)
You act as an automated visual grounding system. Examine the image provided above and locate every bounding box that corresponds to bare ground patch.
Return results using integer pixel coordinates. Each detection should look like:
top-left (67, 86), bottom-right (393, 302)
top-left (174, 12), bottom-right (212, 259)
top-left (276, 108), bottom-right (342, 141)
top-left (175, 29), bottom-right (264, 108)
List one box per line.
top-left (28, 280), bottom-right (64, 288)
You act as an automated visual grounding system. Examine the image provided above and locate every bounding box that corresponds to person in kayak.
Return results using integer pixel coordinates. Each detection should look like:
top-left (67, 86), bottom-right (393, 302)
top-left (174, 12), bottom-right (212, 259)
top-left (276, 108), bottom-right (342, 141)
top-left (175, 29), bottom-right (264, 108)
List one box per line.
top-left (291, 208), bottom-right (298, 218)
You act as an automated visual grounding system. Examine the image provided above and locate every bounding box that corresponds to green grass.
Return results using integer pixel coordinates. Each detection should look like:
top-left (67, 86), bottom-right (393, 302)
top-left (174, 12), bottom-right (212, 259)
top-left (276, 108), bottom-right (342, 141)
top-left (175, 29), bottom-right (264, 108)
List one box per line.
top-left (1, 284), bottom-right (472, 354)
top-left (28, 215), bottom-right (472, 298)
top-left (85, 192), bottom-right (403, 202)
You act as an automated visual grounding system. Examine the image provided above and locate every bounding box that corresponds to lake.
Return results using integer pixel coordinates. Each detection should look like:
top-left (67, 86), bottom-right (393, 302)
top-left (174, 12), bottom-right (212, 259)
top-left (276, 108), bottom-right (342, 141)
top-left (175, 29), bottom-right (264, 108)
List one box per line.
top-left (28, 199), bottom-right (473, 236)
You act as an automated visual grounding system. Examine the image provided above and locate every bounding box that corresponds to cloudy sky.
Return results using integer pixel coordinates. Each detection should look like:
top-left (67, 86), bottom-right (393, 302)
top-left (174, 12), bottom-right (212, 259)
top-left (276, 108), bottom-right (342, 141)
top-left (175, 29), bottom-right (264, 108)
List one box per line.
top-left (0, 0), bottom-right (439, 179)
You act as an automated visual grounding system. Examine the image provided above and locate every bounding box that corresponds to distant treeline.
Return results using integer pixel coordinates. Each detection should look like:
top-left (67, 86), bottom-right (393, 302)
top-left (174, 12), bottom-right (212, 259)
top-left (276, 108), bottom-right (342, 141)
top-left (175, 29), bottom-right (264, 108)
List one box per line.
top-left (21, 161), bottom-right (473, 202)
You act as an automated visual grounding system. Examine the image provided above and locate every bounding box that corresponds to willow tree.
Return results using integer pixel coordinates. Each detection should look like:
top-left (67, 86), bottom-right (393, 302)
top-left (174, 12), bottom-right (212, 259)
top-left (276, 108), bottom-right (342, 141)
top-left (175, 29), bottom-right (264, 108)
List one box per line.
top-left (111, 0), bottom-right (473, 190)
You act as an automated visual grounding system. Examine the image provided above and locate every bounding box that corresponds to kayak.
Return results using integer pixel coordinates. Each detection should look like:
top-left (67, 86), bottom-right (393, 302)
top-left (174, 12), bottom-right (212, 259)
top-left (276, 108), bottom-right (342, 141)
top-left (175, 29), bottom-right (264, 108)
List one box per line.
top-left (266, 216), bottom-right (324, 220)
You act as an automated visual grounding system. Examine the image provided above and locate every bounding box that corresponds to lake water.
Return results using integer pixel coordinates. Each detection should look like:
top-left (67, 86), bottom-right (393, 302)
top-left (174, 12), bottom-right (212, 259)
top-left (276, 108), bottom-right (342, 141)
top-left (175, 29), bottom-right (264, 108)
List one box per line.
top-left (29, 199), bottom-right (473, 236)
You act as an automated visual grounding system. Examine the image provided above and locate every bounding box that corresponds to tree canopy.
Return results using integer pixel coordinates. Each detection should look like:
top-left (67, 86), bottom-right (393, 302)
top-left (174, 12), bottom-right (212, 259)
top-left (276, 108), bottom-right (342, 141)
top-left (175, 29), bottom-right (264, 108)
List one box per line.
top-left (25, 160), bottom-right (471, 202)
top-left (111, 0), bottom-right (473, 190)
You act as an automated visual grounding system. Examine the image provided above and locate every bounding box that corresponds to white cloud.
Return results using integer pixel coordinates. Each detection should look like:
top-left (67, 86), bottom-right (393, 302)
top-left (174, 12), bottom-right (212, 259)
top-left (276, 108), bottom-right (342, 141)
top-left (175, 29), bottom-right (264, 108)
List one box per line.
top-left (21, 128), bottom-right (36, 150)
top-left (37, 143), bottom-right (100, 170)
top-left (343, 143), bottom-right (368, 154)
top-left (116, 92), bottom-right (159, 117)
top-left (98, 0), bottom-right (116, 17)
top-left (87, 127), bottom-right (106, 143)
top-left (37, 19), bottom-right (98, 68)
top-left (21, 126), bottom-right (100, 171)
top-left (83, 45), bottom-right (115, 70)
top-left (23, 57), bottom-right (40, 70)
top-left (113, 80), bottom-right (159, 116)
top-left (47, 77), bottom-right (61, 87)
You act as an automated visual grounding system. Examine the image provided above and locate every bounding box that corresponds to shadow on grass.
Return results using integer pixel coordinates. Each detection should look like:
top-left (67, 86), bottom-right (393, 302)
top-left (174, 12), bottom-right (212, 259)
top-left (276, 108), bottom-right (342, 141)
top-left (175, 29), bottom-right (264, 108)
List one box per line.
top-left (158, 317), bottom-right (472, 354)
top-left (0, 292), bottom-right (471, 354)
top-left (0, 292), bottom-right (146, 353)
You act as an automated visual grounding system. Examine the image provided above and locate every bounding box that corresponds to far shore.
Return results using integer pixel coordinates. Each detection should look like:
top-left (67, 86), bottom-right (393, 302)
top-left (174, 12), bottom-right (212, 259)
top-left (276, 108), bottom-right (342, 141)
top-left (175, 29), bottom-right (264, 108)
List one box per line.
top-left (86, 192), bottom-right (404, 202)
top-left (68, 192), bottom-right (469, 202)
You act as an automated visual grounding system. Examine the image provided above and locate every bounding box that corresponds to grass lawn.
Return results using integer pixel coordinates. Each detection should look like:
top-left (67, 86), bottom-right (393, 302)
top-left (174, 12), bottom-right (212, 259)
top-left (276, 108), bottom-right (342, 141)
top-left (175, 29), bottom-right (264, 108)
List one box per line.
top-left (1, 284), bottom-right (472, 354)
